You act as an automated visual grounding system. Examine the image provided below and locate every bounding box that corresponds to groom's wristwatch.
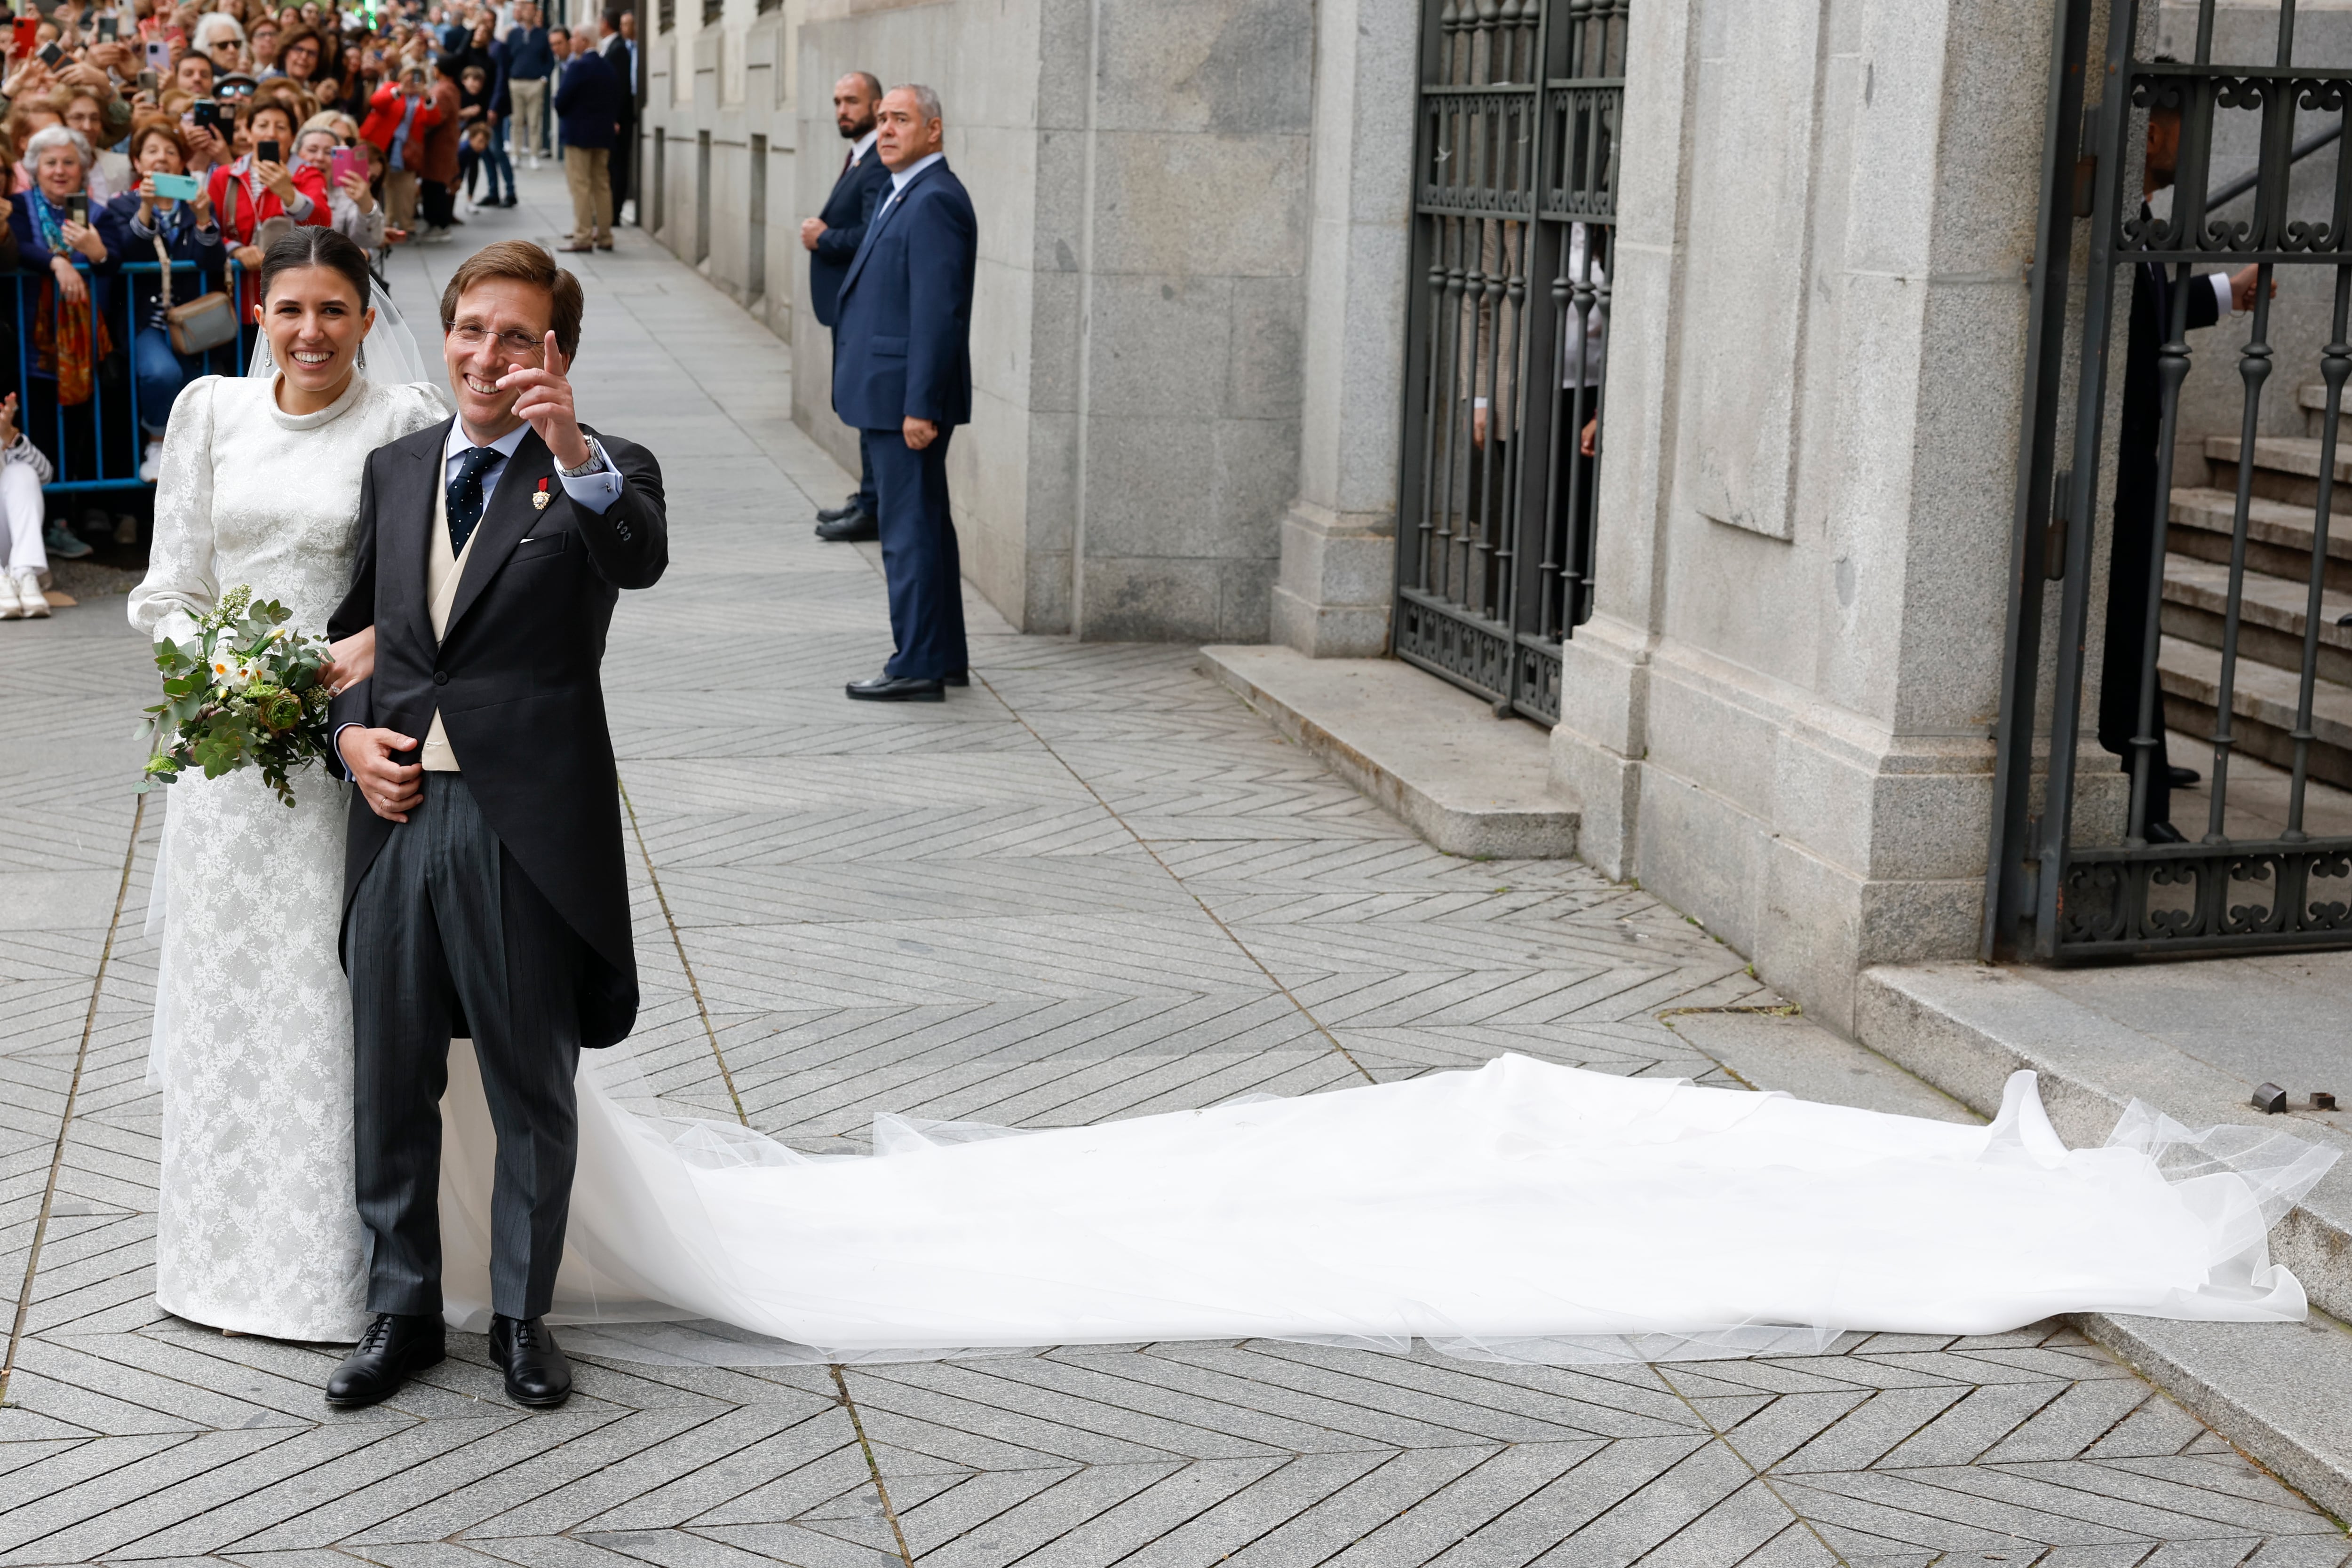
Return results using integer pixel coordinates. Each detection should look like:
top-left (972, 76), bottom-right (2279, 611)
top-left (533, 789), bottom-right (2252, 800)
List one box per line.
top-left (556, 441), bottom-right (611, 479)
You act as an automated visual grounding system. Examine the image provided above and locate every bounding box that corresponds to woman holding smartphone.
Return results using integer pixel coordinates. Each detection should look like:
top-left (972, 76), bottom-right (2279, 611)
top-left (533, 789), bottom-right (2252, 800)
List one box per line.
top-left (9, 124), bottom-right (126, 488)
top-left (113, 122), bottom-right (222, 481)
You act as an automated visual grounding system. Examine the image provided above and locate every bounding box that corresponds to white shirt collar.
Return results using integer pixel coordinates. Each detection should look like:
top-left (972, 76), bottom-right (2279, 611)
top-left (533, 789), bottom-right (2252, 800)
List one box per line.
top-left (850, 128), bottom-right (877, 164)
top-left (889, 150), bottom-right (943, 191)
top-left (445, 420), bottom-right (531, 466)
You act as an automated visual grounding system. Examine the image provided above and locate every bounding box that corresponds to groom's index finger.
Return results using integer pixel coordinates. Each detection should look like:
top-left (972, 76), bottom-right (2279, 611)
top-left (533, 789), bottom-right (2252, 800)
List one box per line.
top-left (544, 330), bottom-right (568, 380)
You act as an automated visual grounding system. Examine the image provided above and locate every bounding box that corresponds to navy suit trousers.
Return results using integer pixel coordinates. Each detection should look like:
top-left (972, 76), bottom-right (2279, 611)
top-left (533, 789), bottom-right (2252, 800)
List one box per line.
top-left (867, 425), bottom-right (967, 680)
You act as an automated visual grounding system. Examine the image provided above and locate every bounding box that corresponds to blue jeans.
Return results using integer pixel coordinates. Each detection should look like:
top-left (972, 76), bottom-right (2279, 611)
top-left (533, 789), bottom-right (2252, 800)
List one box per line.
top-left (135, 326), bottom-right (203, 436)
top-left (485, 118), bottom-right (516, 200)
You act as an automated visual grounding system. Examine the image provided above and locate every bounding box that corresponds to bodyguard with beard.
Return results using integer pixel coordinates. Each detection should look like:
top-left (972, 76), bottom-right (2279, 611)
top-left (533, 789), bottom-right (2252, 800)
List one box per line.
top-left (803, 71), bottom-right (892, 542)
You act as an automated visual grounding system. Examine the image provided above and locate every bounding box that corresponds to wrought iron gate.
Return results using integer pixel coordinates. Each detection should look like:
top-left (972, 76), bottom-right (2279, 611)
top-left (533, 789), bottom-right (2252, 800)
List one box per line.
top-left (1391, 0), bottom-right (1622, 725)
top-left (1986, 0), bottom-right (2352, 959)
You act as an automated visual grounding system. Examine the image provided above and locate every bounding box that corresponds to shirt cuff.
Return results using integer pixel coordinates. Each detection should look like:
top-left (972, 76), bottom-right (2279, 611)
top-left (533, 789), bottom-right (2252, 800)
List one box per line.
top-left (331, 721), bottom-right (362, 782)
top-left (556, 435), bottom-right (623, 515)
top-left (2213, 271), bottom-right (2237, 315)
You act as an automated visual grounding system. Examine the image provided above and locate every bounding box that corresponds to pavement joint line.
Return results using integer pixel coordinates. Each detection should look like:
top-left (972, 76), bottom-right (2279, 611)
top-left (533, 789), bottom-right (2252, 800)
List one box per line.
top-left (958, 660), bottom-right (1377, 1089)
top-left (618, 773), bottom-right (748, 1127)
top-left (829, 1364), bottom-right (915, 1567)
top-left (1646, 1362), bottom-right (1861, 1568)
top-left (2, 792), bottom-right (143, 1409)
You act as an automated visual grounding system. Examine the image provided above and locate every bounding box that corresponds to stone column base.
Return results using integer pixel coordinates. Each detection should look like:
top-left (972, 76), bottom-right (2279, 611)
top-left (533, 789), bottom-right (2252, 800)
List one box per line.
top-left (1551, 619), bottom-right (1994, 1035)
top-left (1270, 499), bottom-right (1395, 658)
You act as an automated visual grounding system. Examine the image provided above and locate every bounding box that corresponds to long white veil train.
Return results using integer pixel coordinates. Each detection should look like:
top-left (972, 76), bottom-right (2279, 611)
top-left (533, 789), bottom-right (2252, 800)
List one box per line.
top-left (436, 1040), bottom-right (2340, 1370)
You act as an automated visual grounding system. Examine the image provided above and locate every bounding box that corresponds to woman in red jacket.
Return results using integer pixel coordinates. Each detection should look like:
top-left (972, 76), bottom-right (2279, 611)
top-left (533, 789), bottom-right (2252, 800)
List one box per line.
top-left (358, 65), bottom-right (439, 237)
top-left (206, 97), bottom-right (328, 301)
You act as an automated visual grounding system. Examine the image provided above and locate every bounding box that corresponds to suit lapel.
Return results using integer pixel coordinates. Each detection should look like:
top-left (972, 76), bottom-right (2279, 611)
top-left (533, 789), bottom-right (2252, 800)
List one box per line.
top-left (388, 418), bottom-right (453, 656)
top-left (842, 161), bottom-right (935, 301)
top-left (445, 428), bottom-right (554, 640)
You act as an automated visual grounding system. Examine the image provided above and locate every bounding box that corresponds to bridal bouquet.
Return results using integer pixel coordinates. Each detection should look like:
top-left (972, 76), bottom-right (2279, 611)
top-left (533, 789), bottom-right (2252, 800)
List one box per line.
top-left (138, 586), bottom-right (337, 807)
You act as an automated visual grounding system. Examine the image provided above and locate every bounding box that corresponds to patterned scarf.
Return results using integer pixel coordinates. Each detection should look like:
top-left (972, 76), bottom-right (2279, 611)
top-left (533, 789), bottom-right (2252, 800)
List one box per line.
top-left (29, 190), bottom-right (112, 407)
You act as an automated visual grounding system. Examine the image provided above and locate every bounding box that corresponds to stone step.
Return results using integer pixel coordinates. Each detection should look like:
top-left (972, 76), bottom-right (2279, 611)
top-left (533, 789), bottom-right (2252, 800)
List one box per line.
top-left (2161, 549), bottom-right (2352, 687)
top-left (2206, 433), bottom-right (2352, 508)
top-left (2158, 630), bottom-right (2352, 786)
top-left (2167, 484), bottom-right (2352, 594)
top-left (2298, 381), bottom-right (2352, 439)
top-left (1196, 644), bottom-right (1580, 858)
top-left (1855, 961), bottom-right (2352, 1520)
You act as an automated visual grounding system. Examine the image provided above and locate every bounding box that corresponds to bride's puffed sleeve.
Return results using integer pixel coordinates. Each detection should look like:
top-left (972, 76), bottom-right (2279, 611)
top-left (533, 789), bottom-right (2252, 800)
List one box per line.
top-left (128, 377), bottom-right (223, 650)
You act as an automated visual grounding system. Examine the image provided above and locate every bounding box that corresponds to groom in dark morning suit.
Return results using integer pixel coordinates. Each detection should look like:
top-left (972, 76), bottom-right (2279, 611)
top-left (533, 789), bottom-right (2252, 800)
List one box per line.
top-left (802, 70), bottom-right (891, 541)
top-left (834, 82), bottom-right (976, 701)
top-left (323, 240), bottom-right (667, 1411)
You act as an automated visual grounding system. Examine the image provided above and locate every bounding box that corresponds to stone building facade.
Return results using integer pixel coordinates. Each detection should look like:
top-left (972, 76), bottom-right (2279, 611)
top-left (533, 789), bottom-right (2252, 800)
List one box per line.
top-left (633, 0), bottom-right (2333, 1027)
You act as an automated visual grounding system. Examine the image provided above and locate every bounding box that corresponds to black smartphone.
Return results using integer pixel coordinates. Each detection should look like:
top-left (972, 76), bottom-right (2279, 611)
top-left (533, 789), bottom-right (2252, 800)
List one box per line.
top-left (191, 96), bottom-right (219, 128)
top-left (37, 39), bottom-right (61, 65)
top-left (257, 138), bottom-right (280, 164)
top-left (96, 14), bottom-right (115, 40)
top-left (65, 192), bottom-right (86, 225)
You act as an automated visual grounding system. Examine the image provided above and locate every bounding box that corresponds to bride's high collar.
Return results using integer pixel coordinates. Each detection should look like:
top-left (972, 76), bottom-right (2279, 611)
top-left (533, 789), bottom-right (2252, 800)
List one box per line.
top-left (269, 370), bottom-right (369, 431)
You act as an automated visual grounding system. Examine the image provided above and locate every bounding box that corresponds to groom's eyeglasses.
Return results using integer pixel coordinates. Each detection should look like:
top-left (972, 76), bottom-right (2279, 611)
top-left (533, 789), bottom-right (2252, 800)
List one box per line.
top-left (445, 323), bottom-right (543, 359)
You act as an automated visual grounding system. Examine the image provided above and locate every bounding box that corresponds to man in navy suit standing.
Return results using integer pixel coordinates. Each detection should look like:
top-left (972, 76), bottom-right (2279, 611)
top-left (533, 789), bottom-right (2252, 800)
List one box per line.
top-left (801, 71), bottom-right (891, 542)
top-left (832, 83), bottom-right (976, 702)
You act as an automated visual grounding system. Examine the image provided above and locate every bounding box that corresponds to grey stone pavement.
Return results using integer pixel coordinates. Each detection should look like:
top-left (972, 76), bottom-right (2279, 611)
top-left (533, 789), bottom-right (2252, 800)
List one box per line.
top-left (3, 168), bottom-right (2348, 1567)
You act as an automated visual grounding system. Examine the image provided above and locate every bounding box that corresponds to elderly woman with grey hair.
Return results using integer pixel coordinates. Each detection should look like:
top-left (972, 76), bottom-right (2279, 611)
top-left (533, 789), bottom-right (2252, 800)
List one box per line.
top-left (11, 123), bottom-right (129, 501)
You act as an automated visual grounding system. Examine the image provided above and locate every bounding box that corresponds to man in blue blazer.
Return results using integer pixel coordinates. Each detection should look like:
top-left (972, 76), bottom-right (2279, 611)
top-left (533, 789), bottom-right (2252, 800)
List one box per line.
top-left (832, 83), bottom-right (976, 702)
top-left (801, 71), bottom-right (891, 541)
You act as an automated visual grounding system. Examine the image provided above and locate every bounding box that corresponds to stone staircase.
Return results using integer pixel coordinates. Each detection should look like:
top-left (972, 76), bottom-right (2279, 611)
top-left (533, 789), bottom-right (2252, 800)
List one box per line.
top-left (2162, 382), bottom-right (2352, 788)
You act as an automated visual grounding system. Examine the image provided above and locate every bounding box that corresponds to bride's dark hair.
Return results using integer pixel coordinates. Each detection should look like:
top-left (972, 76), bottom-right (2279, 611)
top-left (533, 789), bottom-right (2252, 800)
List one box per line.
top-left (258, 226), bottom-right (373, 308)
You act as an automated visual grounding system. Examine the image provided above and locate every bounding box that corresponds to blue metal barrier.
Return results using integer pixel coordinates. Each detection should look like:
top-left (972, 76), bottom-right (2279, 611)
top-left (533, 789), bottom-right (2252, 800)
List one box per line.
top-left (5, 256), bottom-right (253, 495)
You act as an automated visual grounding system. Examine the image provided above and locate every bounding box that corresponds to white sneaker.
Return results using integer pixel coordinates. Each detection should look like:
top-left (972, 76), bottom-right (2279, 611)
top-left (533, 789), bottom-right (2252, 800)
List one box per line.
top-left (420, 227), bottom-right (455, 245)
top-left (13, 570), bottom-right (47, 617)
top-left (0, 571), bottom-right (21, 619)
top-left (140, 438), bottom-right (163, 483)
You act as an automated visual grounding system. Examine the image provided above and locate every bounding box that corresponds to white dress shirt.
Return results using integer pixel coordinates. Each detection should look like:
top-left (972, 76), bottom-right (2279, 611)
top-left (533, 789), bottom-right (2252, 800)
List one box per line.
top-left (847, 128), bottom-right (878, 168)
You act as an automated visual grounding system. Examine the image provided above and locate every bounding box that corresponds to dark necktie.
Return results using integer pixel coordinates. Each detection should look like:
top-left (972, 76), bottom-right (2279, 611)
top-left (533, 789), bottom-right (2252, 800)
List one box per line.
top-left (842, 147), bottom-right (854, 173)
top-left (447, 446), bottom-right (501, 556)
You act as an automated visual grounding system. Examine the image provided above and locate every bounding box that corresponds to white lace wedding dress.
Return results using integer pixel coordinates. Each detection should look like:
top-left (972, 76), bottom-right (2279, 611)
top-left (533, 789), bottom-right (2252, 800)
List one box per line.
top-left (131, 372), bottom-right (446, 1341)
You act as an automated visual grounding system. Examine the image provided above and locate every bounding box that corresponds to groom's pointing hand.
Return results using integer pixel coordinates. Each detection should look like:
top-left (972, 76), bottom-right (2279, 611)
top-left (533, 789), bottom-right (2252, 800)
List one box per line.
top-left (499, 331), bottom-right (592, 470)
top-left (340, 726), bottom-right (423, 823)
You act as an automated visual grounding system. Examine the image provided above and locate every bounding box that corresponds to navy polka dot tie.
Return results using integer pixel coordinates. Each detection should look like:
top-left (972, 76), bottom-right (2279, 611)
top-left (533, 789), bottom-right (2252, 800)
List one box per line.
top-left (447, 447), bottom-right (501, 556)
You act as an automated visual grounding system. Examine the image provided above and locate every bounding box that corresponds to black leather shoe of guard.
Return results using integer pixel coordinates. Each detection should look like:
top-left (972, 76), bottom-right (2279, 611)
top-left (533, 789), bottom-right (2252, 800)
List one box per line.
top-left (815, 494), bottom-right (865, 523)
top-left (815, 511), bottom-right (880, 543)
top-left (489, 1315), bottom-right (574, 1408)
top-left (847, 673), bottom-right (946, 702)
top-left (326, 1312), bottom-right (445, 1408)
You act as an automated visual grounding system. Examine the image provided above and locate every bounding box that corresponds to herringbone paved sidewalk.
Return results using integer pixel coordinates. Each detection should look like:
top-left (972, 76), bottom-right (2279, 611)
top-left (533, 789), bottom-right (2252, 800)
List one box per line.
top-left (3, 169), bottom-right (2346, 1568)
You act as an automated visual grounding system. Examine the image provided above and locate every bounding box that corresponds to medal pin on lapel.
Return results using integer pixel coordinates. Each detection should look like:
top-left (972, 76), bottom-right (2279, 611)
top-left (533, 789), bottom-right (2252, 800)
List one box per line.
top-left (533, 477), bottom-right (551, 511)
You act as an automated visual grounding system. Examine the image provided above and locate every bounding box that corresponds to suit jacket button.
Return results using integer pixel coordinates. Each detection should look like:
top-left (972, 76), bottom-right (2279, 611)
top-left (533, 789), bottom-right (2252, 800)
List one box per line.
top-left (433, 670), bottom-right (450, 686)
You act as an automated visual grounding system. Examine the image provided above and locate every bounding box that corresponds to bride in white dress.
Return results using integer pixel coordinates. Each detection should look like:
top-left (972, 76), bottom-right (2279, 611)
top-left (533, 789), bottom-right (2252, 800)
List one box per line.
top-left (130, 234), bottom-right (445, 1341)
top-left (130, 237), bottom-right (2339, 1368)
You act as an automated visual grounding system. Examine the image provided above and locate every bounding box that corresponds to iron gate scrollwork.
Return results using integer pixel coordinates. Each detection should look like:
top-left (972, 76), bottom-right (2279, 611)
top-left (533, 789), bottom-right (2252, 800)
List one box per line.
top-left (1987, 0), bottom-right (2352, 959)
top-left (1392, 0), bottom-right (1623, 725)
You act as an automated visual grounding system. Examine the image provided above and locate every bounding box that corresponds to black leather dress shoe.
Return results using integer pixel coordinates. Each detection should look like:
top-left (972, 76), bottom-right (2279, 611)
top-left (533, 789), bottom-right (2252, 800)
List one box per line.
top-left (2144, 820), bottom-right (2188, 845)
top-left (325, 1312), bottom-right (444, 1408)
top-left (945, 671), bottom-right (970, 687)
top-left (847, 673), bottom-right (946, 702)
top-left (489, 1314), bottom-right (573, 1408)
top-left (2167, 765), bottom-right (2201, 789)
top-left (815, 511), bottom-right (879, 543)
top-left (815, 494), bottom-right (864, 524)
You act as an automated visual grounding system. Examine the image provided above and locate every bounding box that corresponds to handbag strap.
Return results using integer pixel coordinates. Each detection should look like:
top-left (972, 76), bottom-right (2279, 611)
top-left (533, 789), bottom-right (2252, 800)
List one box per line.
top-left (152, 232), bottom-right (172, 309)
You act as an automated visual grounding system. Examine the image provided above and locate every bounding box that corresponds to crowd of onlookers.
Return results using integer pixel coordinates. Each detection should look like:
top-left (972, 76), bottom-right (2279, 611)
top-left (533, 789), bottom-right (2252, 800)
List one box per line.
top-left (0, 0), bottom-right (639, 620)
